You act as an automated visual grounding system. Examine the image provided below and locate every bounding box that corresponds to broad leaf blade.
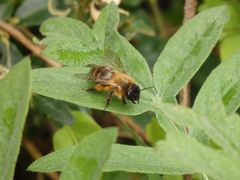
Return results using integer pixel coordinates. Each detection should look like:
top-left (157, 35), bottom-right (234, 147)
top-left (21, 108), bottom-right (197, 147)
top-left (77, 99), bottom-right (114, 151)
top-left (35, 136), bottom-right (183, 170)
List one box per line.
top-left (192, 52), bottom-right (240, 144)
top-left (153, 6), bottom-right (229, 100)
top-left (15, 0), bottom-right (51, 26)
top-left (226, 114), bottom-right (240, 152)
top-left (68, 111), bottom-right (101, 142)
top-left (28, 144), bottom-right (194, 175)
top-left (92, 2), bottom-right (119, 48)
top-left (28, 146), bottom-right (75, 173)
top-left (0, 58), bottom-right (31, 180)
top-left (53, 128), bottom-right (75, 150)
top-left (154, 110), bottom-right (181, 132)
top-left (156, 132), bottom-right (240, 180)
top-left (150, 97), bottom-right (181, 132)
top-left (0, 1), bottom-right (14, 20)
top-left (32, 67), bottom-right (151, 115)
top-left (193, 51), bottom-right (240, 115)
top-left (40, 17), bottom-right (98, 65)
top-left (160, 102), bottom-right (240, 158)
top-left (145, 118), bottom-right (165, 145)
top-left (104, 144), bottom-right (193, 174)
top-left (53, 111), bottom-right (101, 150)
top-left (33, 95), bottom-right (74, 125)
top-left (60, 128), bottom-right (117, 180)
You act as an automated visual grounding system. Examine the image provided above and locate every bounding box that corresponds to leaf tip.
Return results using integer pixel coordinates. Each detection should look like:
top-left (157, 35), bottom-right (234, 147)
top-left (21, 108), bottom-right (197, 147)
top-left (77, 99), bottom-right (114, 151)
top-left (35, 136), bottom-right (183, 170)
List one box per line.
top-left (214, 5), bottom-right (230, 24)
top-left (104, 127), bottom-right (118, 138)
top-left (26, 162), bottom-right (35, 172)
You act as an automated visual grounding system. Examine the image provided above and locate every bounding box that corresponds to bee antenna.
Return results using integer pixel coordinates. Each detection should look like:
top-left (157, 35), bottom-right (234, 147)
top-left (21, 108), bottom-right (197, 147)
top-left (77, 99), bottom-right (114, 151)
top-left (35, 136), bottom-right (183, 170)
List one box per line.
top-left (140, 86), bottom-right (154, 91)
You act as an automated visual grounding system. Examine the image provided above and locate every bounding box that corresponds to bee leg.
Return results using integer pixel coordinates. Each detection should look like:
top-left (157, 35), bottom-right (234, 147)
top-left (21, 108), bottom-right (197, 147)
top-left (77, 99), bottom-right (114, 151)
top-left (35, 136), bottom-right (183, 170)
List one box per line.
top-left (121, 95), bottom-right (126, 104)
top-left (86, 64), bottom-right (97, 68)
top-left (105, 91), bottom-right (114, 110)
top-left (82, 87), bottom-right (95, 91)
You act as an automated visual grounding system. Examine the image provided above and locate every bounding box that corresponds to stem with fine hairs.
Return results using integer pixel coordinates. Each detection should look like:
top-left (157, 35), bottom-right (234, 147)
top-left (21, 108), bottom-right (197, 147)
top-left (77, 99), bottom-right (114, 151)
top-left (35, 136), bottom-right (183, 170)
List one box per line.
top-left (181, 0), bottom-right (198, 180)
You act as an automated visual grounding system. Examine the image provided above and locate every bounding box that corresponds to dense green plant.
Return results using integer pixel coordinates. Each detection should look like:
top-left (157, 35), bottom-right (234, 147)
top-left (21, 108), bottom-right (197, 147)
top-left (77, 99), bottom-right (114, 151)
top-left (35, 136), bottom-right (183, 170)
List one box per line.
top-left (1, 2), bottom-right (240, 180)
top-left (27, 3), bottom-right (240, 179)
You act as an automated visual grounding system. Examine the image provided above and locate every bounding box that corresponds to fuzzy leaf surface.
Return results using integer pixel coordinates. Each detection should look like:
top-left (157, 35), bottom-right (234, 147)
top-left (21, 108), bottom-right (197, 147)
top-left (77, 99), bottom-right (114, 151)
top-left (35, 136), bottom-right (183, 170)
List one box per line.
top-left (60, 128), bottom-right (117, 180)
top-left (32, 67), bottom-right (151, 115)
top-left (0, 58), bottom-right (31, 180)
top-left (28, 144), bottom-right (194, 175)
top-left (153, 6), bottom-right (229, 101)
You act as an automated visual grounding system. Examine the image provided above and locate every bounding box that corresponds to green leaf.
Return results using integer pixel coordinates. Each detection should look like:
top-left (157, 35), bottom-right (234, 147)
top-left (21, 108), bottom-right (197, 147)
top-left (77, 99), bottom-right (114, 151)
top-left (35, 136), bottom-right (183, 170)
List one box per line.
top-left (206, 102), bottom-right (240, 157)
top-left (40, 17), bottom-right (98, 65)
top-left (33, 95), bottom-right (74, 125)
top-left (160, 102), bottom-right (240, 158)
top-left (9, 42), bottom-right (24, 65)
top-left (153, 108), bottom-right (182, 132)
top-left (15, 0), bottom-right (51, 26)
top-left (39, 2), bottom-right (153, 88)
top-left (219, 34), bottom-right (240, 60)
top-left (0, 58), bottom-right (31, 180)
top-left (92, 2), bottom-right (119, 48)
top-left (32, 3), bottom-right (154, 116)
top-left (104, 144), bottom-right (193, 174)
top-left (153, 6), bottom-right (229, 101)
top-left (53, 128), bottom-right (75, 150)
top-left (32, 66), bottom-right (151, 115)
top-left (150, 94), bottom-right (184, 132)
top-left (102, 171), bottom-right (144, 180)
top-left (60, 128), bottom-right (117, 180)
top-left (53, 111), bottom-right (101, 150)
top-left (69, 111), bottom-right (101, 140)
top-left (193, 51), bottom-right (240, 115)
top-left (28, 143), bottom-right (194, 174)
top-left (28, 146), bottom-right (76, 173)
top-left (199, 1), bottom-right (240, 31)
top-left (226, 114), bottom-right (240, 152)
top-left (145, 118), bottom-right (165, 145)
top-left (156, 131), bottom-right (240, 180)
top-left (192, 51), bottom-right (240, 143)
top-left (0, 1), bottom-right (14, 20)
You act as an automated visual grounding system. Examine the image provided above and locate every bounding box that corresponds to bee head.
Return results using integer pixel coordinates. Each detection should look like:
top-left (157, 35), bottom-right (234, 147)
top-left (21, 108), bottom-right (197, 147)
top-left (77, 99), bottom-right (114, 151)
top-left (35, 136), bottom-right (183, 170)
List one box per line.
top-left (126, 84), bottom-right (140, 104)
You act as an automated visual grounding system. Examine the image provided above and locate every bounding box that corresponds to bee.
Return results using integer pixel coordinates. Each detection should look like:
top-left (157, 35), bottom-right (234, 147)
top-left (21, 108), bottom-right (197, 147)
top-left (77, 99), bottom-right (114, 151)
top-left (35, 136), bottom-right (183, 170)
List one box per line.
top-left (75, 50), bottom-right (152, 109)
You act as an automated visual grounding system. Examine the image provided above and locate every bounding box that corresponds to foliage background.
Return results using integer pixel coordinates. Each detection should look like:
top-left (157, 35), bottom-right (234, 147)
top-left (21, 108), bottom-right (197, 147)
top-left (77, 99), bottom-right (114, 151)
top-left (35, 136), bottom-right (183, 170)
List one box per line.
top-left (0, 0), bottom-right (240, 180)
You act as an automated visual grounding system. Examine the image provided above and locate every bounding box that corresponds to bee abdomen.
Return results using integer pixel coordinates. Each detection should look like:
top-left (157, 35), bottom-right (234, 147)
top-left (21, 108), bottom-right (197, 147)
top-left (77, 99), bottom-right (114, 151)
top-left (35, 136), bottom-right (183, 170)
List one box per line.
top-left (91, 66), bottom-right (113, 80)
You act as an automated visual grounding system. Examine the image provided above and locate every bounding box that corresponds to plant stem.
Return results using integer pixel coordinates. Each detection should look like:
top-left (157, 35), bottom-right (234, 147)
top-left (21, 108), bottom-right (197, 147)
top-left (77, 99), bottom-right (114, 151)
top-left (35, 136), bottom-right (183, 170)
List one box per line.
top-left (65, 126), bottom-right (79, 145)
top-left (183, 0), bottom-right (198, 23)
top-left (0, 21), bottom-right (61, 67)
top-left (181, 1), bottom-right (198, 180)
top-left (148, 0), bottom-right (167, 37)
top-left (23, 139), bottom-right (59, 180)
top-left (114, 114), bottom-right (148, 146)
top-left (119, 115), bottom-right (149, 143)
top-left (3, 38), bottom-right (12, 68)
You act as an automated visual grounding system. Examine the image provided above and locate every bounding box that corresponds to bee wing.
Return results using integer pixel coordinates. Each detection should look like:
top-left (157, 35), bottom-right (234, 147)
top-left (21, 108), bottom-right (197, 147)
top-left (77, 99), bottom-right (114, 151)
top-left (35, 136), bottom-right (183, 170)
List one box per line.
top-left (74, 73), bottom-right (92, 80)
top-left (74, 49), bottom-right (126, 80)
top-left (103, 49), bottom-right (126, 73)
